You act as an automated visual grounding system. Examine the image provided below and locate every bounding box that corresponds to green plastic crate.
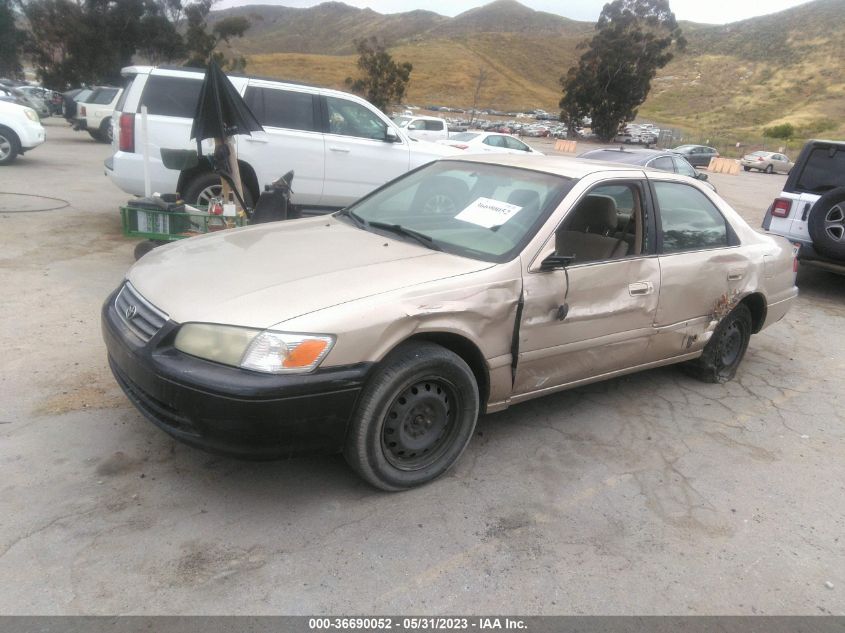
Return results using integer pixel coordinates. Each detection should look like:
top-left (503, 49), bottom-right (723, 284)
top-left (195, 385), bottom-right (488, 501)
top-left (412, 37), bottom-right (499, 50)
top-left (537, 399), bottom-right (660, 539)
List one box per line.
top-left (120, 205), bottom-right (247, 242)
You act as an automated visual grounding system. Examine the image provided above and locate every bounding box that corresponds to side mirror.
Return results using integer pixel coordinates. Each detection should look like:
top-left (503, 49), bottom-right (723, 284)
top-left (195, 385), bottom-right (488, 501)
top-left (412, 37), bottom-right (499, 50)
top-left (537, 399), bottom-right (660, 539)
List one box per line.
top-left (696, 172), bottom-right (709, 181)
top-left (385, 127), bottom-right (400, 143)
top-left (540, 254), bottom-right (574, 271)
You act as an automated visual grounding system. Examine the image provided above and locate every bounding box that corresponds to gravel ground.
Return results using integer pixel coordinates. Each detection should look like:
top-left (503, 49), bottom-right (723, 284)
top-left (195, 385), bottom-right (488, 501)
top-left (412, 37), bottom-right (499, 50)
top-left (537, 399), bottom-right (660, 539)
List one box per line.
top-left (0, 119), bottom-right (842, 615)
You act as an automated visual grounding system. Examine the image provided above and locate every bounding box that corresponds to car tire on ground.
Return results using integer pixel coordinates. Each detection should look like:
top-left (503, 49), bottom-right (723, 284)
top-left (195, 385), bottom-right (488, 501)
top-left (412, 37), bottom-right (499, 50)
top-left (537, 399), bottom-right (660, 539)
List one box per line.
top-left (0, 126), bottom-right (20, 165)
top-left (807, 187), bottom-right (845, 260)
top-left (344, 341), bottom-right (480, 491)
top-left (88, 130), bottom-right (103, 142)
top-left (411, 176), bottom-right (469, 215)
top-left (683, 303), bottom-right (752, 384)
top-left (133, 240), bottom-right (169, 260)
top-left (183, 172), bottom-right (254, 208)
top-left (99, 118), bottom-right (112, 144)
top-left (765, 164), bottom-right (774, 174)
top-left (743, 166), bottom-right (751, 172)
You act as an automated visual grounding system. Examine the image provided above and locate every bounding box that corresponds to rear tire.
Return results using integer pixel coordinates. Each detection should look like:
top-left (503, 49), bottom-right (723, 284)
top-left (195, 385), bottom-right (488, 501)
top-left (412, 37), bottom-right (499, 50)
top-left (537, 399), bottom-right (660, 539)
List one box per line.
top-left (765, 164), bottom-right (774, 174)
top-left (183, 172), bottom-right (254, 208)
top-left (0, 126), bottom-right (20, 165)
top-left (344, 342), bottom-right (479, 491)
top-left (683, 303), bottom-right (752, 384)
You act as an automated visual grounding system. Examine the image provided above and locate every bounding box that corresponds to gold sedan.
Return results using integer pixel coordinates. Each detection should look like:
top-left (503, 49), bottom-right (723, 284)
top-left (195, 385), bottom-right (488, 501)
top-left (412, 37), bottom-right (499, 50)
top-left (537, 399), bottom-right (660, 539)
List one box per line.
top-left (103, 155), bottom-right (799, 490)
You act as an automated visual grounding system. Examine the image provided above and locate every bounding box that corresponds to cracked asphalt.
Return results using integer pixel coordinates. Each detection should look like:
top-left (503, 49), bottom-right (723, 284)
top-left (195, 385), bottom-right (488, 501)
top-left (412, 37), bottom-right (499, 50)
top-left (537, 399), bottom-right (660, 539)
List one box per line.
top-left (0, 120), bottom-right (842, 615)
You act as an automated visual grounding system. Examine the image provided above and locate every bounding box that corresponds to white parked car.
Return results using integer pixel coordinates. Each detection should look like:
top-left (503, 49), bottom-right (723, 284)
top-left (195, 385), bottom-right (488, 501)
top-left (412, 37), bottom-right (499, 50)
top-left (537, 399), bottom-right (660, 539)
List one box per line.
top-left (437, 131), bottom-right (543, 155)
top-left (393, 115), bottom-right (450, 142)
top-left (0, 100), bottom-right (46, 165)
top-left (107, 66), bottom-right (457, 209)
top-left (75, 86), bottom-right (122, 143)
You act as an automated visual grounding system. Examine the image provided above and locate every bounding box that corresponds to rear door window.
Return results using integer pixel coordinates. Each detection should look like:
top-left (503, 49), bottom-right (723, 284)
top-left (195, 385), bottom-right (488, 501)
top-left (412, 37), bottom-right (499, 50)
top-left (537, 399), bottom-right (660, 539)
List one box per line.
top-left (244, 86), bottom-right (317, 132)
top-left (654, 181), bottom-right (730, 253)
top-left (89, 88), bottom-right (119, 105)
top-left (425, 120), bottom-right (444, 131)
top-left (648, 156), bottom-right (675, 172)
top-left (139, 75), bottom-right (203, 118)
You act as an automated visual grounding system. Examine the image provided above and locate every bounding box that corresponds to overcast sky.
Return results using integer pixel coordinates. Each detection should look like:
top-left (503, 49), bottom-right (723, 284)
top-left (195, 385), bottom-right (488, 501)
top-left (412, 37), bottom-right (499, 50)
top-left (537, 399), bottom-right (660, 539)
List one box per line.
top-left (215, 0), bottom-right (813, 24)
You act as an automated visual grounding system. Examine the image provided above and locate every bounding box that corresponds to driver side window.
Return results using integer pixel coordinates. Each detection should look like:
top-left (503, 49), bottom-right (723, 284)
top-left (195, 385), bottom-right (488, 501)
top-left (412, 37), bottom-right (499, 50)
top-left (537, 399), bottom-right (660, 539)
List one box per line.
top-left (326, 96), bottom-right (387, 140)
top-left (555, 183), bottom-right (647, 265)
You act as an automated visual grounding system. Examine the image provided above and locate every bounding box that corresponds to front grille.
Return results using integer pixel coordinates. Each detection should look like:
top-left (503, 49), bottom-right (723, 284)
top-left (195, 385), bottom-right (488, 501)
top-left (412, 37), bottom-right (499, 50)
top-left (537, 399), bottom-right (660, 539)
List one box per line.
top-left (114, 282), bottom-right (168, 343)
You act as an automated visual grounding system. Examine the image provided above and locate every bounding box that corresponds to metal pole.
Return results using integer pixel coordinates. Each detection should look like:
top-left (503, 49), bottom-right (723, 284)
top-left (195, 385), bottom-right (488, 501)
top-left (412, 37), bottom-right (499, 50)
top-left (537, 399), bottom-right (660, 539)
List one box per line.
top-left (141, 105), bottom-right (151, 198)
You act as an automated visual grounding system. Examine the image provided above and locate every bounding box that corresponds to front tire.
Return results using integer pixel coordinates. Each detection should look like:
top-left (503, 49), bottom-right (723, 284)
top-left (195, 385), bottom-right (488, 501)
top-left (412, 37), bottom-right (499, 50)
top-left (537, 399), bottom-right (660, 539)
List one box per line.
top-left (743, 166), bottom-right (751, 172)
top-left (684, 303), bottom-right (752, 383)
top-left (344, 342), bottom-right (479, 491)
top-left (0, 126), bottom-right (20, 165)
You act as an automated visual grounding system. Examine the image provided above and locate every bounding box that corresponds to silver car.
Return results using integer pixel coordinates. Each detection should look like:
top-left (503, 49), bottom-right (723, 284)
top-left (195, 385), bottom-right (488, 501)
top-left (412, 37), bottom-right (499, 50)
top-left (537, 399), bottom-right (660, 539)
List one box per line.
top-left (741, 151), bottom-right (793, 174)
top-left (103, 154), bottom-right (798, 490)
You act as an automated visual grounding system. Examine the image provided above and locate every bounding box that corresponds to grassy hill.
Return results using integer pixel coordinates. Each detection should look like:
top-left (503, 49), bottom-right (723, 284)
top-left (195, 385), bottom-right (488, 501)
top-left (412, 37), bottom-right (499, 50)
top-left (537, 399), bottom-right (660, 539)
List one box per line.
top-left (215, 0), bottom-right (845, 142)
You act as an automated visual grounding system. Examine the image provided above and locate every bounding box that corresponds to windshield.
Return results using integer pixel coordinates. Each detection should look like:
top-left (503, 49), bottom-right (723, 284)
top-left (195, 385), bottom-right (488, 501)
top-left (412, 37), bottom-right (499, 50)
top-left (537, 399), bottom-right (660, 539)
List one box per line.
top-left (393, 116), bottom-right (411, 127)
top-left (75, 89), bottom-right (93, 102)
top-left (341, 161), bottom-right (574, 263)
top-left (450, 133), bottom-right (480, 142)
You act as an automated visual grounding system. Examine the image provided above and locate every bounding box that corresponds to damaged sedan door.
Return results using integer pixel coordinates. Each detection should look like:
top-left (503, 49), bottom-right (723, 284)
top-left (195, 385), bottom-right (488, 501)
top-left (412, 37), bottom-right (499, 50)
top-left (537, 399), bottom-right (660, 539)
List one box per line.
top-left (644, 179), bottom-right (751, 361)
top-left (512, 179), bottom-right (661, 400)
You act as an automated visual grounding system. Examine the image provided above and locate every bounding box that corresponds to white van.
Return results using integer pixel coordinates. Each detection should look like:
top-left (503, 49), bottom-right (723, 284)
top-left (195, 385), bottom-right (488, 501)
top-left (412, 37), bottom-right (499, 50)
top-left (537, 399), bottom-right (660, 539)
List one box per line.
top-left (106, 66), bottom-right (456, 210)
top-left (393, 115), bottom-right (450, 142)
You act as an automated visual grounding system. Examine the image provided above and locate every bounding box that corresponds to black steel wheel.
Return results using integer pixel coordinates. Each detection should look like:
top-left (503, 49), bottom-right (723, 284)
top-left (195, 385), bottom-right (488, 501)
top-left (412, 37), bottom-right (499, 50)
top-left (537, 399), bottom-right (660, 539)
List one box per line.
top-left (683, 303), bottom-right (752, 384)
top-left (344, 342), bottom-right (479, 491)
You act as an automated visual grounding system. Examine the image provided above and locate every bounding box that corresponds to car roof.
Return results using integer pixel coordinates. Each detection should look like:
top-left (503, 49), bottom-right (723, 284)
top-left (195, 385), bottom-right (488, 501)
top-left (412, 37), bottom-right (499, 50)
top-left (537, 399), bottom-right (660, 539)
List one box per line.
top-left (442, 153), bottom-right (646, 179)
top-left (579, 148), bottom-right (673, 165)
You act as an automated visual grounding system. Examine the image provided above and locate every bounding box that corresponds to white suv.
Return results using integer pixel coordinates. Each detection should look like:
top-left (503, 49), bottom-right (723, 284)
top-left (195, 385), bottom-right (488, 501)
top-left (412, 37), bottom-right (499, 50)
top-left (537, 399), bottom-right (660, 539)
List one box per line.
top-left (0, 100), bottom-right (46, 165)
top-left (106, 66), bottom-right (457, 209)
top-left (762, 139), bottom-right (845, 274)
top-left (75, 86), bottom-right (122, 143)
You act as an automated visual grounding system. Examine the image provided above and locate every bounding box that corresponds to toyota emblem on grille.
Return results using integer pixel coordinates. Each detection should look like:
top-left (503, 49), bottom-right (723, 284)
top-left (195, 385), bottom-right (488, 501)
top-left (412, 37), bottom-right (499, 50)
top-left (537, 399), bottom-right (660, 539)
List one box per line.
top-left (125, 304), bottom-right (138, 320)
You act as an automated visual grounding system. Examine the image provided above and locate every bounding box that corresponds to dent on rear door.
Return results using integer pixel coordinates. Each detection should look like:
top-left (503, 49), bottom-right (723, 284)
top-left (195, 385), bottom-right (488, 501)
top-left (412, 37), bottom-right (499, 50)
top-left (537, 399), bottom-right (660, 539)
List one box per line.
top-left (647, 250), bottom-right (751, 360)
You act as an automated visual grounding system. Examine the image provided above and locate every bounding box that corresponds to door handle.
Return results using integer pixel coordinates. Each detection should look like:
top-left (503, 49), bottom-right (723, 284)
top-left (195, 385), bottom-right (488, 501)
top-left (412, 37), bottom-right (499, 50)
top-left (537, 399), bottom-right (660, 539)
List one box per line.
top-left (727, 269), bottom-right (745, 281)
top-left (628, 281), bottom-right (653, 296)
top-left (329, 146), bottom-right (350, 153)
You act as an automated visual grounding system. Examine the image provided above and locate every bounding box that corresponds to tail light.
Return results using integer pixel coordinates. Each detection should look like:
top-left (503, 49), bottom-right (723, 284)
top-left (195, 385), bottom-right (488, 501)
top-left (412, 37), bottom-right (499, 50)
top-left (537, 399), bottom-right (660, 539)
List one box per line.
top-left (792, 243), bottom-right (800, 273)
top-left (453, 144), bottom-right (469, 150)
top-left (119, 113), bottom-right (134, 152)
top-left (80, 106), bottom-right (86, 116)
top-left (771, 198), bottom-right (792, 218)
top-left (757, 157), bottom-right (764, 161)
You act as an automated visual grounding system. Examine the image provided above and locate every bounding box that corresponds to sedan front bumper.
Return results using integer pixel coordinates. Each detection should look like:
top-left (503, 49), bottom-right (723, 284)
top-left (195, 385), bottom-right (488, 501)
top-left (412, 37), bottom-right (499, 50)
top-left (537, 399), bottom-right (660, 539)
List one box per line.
top-left (102, 288), bottom-right (372, 458)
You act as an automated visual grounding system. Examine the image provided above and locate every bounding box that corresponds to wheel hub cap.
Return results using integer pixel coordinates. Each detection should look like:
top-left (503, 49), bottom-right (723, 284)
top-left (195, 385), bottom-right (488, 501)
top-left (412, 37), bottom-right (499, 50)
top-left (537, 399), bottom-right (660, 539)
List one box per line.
top-left (824, 204), bottom-right (845, 243)
top-left (382, 379), bottom-right (456, 470)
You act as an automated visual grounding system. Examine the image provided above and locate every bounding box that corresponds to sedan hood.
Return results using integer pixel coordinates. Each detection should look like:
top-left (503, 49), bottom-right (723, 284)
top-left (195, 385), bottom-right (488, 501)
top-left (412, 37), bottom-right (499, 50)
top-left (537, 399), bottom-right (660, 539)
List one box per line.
top-left (127, 216), bottom-right (492, 328)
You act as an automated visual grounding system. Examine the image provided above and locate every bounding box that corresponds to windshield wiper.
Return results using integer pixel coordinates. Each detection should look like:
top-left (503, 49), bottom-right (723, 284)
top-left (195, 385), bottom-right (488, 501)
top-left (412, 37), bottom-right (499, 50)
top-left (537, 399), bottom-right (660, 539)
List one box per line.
top-left (336, 207), bottom-right (366, 228)
top-left (368, 221), bottom-right (442, 251)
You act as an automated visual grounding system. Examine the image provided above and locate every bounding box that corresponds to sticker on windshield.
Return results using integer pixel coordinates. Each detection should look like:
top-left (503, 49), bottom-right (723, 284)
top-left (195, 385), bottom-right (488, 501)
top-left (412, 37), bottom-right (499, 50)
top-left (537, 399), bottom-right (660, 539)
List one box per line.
top-left (455, 197), bottom-right (523, 229)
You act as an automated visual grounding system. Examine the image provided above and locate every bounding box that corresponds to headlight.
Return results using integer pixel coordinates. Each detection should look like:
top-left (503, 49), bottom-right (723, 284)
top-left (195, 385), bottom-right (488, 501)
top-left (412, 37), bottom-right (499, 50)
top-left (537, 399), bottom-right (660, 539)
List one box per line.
top-left (24, 108), bottom-right (39, 122)
top-left (174, 323), bottom-right (334, 374)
